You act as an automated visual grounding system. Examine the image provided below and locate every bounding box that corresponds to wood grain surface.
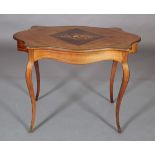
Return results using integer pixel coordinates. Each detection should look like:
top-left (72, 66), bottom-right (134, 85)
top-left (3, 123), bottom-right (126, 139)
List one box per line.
top-left (13, 26), bottom-right (141, 53)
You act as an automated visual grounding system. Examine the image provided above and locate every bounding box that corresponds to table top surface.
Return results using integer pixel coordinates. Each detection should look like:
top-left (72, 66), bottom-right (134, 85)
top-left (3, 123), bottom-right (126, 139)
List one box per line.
top-left (13, 26), bottom-right (141, 52)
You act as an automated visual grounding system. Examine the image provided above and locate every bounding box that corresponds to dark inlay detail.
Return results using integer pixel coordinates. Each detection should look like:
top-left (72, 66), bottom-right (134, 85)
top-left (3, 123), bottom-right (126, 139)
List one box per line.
top-left (51, 28), bottom-right (104, 45)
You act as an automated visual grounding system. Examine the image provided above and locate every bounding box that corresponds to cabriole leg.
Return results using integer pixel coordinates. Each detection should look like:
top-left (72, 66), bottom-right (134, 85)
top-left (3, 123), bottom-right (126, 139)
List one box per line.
top-left (25, 59), bottom-right (36, 132)
top-left (110, 61), bottom-right (118, 103)
top-left (116, 62), bottom-right (130, 133)
top-left (34, 61), bottom-right (40, 101)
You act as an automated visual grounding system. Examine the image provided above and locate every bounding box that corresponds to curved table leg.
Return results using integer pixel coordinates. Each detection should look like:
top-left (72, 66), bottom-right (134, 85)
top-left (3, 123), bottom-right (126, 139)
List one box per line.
top-left (25, 60), bottom-right (36, 131)
top-left (116, 62), bottom-right (130, 133)
top-left (34, 61), bottom-right (40, 101)
top-left (110, 61), bottom-right (118, 103)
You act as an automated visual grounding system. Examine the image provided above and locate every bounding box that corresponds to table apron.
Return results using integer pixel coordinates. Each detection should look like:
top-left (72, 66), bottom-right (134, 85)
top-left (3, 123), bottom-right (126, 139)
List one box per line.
top-left (32, 50), bottom-right (128, 64)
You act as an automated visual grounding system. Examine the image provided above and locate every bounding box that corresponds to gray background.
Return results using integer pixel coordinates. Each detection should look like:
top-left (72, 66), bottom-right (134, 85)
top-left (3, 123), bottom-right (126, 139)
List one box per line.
top-left (0, 15), bottom-right (155, 140)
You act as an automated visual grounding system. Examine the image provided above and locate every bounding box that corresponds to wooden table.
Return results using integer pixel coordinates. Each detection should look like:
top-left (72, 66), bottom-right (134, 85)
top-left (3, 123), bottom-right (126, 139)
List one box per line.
top-left (13, 26), bottom-right (141, 133)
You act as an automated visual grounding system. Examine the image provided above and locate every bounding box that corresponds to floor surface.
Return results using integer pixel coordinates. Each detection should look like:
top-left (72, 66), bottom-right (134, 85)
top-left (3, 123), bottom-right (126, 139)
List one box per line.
top-left (0, 41), bottom-right (155, 140)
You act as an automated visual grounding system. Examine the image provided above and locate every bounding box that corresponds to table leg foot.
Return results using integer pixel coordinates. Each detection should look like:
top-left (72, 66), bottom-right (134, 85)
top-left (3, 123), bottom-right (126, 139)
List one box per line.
top-left (26, 60), bottom-right (36, 132)
top-left (116, 62), bottom-right (130, 133)
top-left (34, 61), bottom-right (40, 101)
top-left (117, 127), bottom-right (122, 133)
top-left (29, 126), bottom-right (35, 133)
top-left (110, 61), bottom-right (118, 103)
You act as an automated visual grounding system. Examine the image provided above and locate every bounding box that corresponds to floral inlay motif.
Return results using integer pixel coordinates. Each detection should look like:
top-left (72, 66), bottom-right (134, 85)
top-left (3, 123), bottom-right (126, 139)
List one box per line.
top-left (52, 28), bottom-right (103, 45)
